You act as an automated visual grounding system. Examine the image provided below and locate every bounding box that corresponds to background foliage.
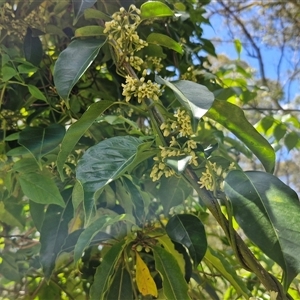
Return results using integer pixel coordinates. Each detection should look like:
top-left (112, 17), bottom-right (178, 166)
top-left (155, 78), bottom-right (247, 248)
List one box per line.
top-left (0, 0), bottom-right (300, 299)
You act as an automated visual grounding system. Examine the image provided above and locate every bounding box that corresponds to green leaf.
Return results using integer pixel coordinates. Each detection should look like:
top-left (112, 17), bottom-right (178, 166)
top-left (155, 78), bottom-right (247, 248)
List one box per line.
top-left (75, 25), bottom-right (104, 37)
top-left (204, 248), bottom-right (251, 298)
top-left (23, 28), bottom-right (43, 66)
top-left (76, 135), bottom-right (142, 193)
top-left (147, 33), bottom-right (183, 54)
top-left (18, 172), bottom-right (65, 207)
top-left (0, 253), bottom-right (21, 281)
top-left (53, 38), bottom-right (106, 100)
top-left (106, 264), bottom-right (133, 300)
top-left (140, 1), bottom-right (173, 19)
top-left (27, 84), bottom-right (46, 101)
top-left (0, 202), bottom-right (24, 229)
top-left (90, 240), bottom-right (126, 300)
top-left (39, 190), bottom-right (73, 279)
top-left (234, 39), bottom-right (242, 57)
top-left (206, 100), bottom-right (275, 173)
top-left (18, 124), bottom-right (65, 162)
top-left (224, 170), bottom-right (300, 288)
top-left (155, 76), bottom-right (214, 123)
top-left (73, 0), bottom-right (97, 25)
top-left (274, 123), bottom-right (286, 142)
top-left (153, 245), bottom-right (191, 300)
top-left (74, 214), bottom-right (133, 263)
top-left (29, 201), bottom-right (45, 231)
top-left (57, 100), bottom-right (114, 180)
top-left (284, 132), bottom-right (299, 151)
top-left (1, 66), bottom-right (18, 81)
top-left (166, 214), bottom-right (207, 267)
top-left (84, 8), bottom-right (111, 21)
top-left (157, 176), bottom-right (192, 215)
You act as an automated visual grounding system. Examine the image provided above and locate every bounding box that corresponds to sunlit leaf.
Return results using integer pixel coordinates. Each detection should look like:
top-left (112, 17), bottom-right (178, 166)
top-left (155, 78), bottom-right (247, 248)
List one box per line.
top-left (155, 76), bottom-right (214, 126)
top-left (135, 251), bottom-right (158, 297)
top-left (141, 1), bottom-right (173, 19)
top-left (90, 240), bottom-right (126, 300)
top-left (204, 248), bottom-right (251, 298)
top-left (75, 25), bottom-right (104, 37)
top-left (84, 8), bottom-right (111, 21)
top-left (153, 245), bottom-right (191, 300)
top-left (224, 170), bottom-right (300, 288)
top-left (206, 100), bottom-right (275, 173)
top-left (166, 214), bottom-right (207, 267)
top-left (53, 38), bottom-right (106, 100)
top-left (147, 33), bottom-right (183, 54)
top-left (57, 100), bottom-right (114, 180)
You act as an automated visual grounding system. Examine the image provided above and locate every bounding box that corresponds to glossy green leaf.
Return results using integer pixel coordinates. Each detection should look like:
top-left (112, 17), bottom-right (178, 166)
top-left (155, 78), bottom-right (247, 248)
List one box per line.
top-left (84, 8), bottom-right (111, 21)
top-left (147, 33), bottom-right (183, 54)
top-left (140, 1), bottom-right (173, 19)
top-left (27, 84), bottom-right (46, 101)
top-left (106, 264), bottom-right (133, 300)
top-left (224, 170), bottom-right (300, 288)
top-left (74, 214), bottom-right (133, 263)
top-left (166, 214), bottom-right (207, 267)
top-left (204, 248), bottom-right (251, 298)
top-left (75, 25), bottom-right (104, 37)
top-left (39, 189), bottom-right (73, 279)
top-left (155, 76), bottom-right (214, 122)
top-left (90, 240), bottom-right (126, 300)
top-left (206, 100), bottom-right (275, 173)
top-left (57, 100), bottom-right (114, 180)
top-left (153, 245), bottom-right (191, 300)
top-left (76, 136), bottom-right (142, 194)
top-left (24, 28), bottom-right (43, 66)
top-left (53, 38), bottom-right (106, 100)
top-left (19, 172), bottom-right (65, 207)
top-left (18, 124), bottom-right (65, 162)
top-left (73, 0), bottom-right (97, 25)
top-left (157, 176), bottom-right (192, 215)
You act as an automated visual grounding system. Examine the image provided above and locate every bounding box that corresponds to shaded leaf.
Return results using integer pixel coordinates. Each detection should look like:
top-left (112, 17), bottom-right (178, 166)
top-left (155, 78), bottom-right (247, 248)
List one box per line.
top-left (0, 253), bottom-right (21, 281)
top-left (19, 124), bottom-right (65, 162)
top-left (57, 100), bottom-right (114, 180)
top-left (206, 100), bottom-right (275, 173)
top-left (76, 136), bottom-right (142, 222)
top-left (141, 1), bottom-right (173, 19)
top-left (24, 28), bottom-right (43, 66)
top-left (147, 33), bottom-right (182, 54)
top-left (39, 189), bottom-right (73, 279)
top-left (27, 85), bottom-right (46, 101)
top-left (136, 251), bottom-right (158, 297)
top-left (19, 172), bottom-right (65, 207)
top-left (106, 264), bottom-right (133, 300)
top-left (53, 38), bottom-right (106, 100)
top-left (224, 170), bottom-right (300, 288)
top-left (74, 214), bottom-right (133, 263)
top-left (0, 202), bottom-right (23, 229)
top-left (166, 214), bottom-right (207, 267)
top-left (153, 245), bottom-right (191, 300)
top-left (157, 176), bottom-right (192, 215)
top-left (204, 248), bottom-right (251, 298)
top-left (284, 132), bottom-right (299, 151)
top-left (90, 240), bottom-right (126, 300)
top-left (73, 0), bottom-right (97, 25)
top-left (84, 8), bottom-right (111, 21)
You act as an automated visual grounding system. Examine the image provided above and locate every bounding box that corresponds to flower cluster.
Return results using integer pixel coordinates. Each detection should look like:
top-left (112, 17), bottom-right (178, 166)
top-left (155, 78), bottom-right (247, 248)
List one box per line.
top-left (143, 56), bottom-right (164, 72)
top-left (122, 74), bottom-right (162, 103)
top-left (181, 66), bottom-right (198, 82)
top-left (150, 137), bottom-right (199, 181)
top-left (104, 5), bottom-right (148, 58)
top-left (198, 161), bottom-right (235, 192)
top-left (160, 108), bottom-right (193, 137)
